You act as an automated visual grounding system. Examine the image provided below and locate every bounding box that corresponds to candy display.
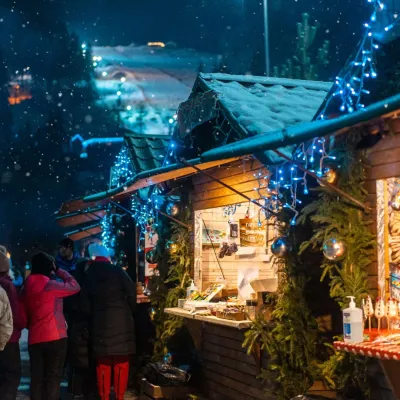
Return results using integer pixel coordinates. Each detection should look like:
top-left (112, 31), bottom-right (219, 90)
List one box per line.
top-left (375, 297), bottom-right (385, 332)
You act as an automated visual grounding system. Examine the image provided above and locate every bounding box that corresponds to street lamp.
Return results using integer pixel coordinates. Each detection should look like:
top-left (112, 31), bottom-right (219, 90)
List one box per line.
top-left (263, 0), bottom-right (270, 76)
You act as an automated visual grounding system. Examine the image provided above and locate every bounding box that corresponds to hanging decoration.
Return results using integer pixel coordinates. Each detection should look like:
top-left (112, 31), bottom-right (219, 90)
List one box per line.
top-left (131, 196), bottom-right (157, 247)
top-left (391, 191), bottom-right (400, 211)
top-left (318, 167), bottom-right (338, 186)
top-left (110, 146), bottom-right (134, 188)
top-left (271, 236), bottom-right (292, 258)
top-left (166, 202), bottom-right (180, 217)
top-left (145, 249), bottom-right (158, 264)
top-left (166, 240), bottom-right (177, 254)
top-left (253, 138), bottom-right (338, 226)
top-left (101, 211), bottom-right (116, 251)
top-left (317, 0), bottom-right (400, 118)
top-left (322, 238), bottom-right (346, 260)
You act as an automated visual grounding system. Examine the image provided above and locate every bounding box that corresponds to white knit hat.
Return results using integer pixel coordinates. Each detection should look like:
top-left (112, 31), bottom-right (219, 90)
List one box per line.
top-left (88, 243), bottom-right (110, 260)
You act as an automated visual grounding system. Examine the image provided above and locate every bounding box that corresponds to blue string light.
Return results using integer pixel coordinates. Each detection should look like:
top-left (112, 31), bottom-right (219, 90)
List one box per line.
top-left (101, 211), bottom-right (116, 251)
top-left (254, 138), bottom-right (334, 225)
top-left (110, 146), bottom-right (134, 188)
top-left (318, 0), bottom-right (400, 118)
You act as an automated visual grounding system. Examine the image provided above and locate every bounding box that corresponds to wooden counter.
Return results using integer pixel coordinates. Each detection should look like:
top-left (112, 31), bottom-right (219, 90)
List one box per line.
top-left (164, 307), bottom-right (252, 329)
top-left (335, 337), bottom-right (400, 399)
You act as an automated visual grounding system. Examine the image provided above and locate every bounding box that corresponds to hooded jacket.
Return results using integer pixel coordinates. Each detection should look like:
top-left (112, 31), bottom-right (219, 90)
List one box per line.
top-left (81, 257), bottom-right (136, 357)
top-left (0, 275), bottom-right (25, 343)
top-left (0, 286), bottom-right (12, 350)
top-left (21, 268), bottom-right (80, 345)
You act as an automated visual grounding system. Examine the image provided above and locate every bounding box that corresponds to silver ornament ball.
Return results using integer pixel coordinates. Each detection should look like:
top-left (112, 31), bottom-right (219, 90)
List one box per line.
top-left (166, 202), bottom-right (180, 217)
top-left (271, 237), bottom-right (292, 258)
top-left (145, 249), bottom-right (157, 264)
top-left (323, 238), bottom-right (346, 260)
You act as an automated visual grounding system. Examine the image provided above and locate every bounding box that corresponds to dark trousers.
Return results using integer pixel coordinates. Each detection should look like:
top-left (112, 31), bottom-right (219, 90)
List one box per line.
top-left (29, 338), bottom-right (67, 400)
top-left (0, 342), bottom-right (21, 400)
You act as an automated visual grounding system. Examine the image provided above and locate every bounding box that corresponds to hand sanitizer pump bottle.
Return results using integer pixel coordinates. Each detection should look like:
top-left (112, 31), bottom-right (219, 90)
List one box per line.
top-left (343, 296), bottom-right (363, 343)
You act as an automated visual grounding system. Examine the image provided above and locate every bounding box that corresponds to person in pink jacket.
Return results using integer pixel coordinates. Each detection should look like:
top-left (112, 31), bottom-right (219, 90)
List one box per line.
top-left (0, 246), bottom-right (26, 400)
top-left (21, 251), bottom-right (80, 400)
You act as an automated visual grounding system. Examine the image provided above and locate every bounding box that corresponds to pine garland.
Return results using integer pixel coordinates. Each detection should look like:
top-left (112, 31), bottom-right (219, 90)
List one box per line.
top-left (243, 220), bottom-right (322, 399)
top-left (150, 208), bottom-right (191, 361)
top-left (298, 133), bottom-right (375, 396)
top-left (298, 135), bottom-right (375, 308)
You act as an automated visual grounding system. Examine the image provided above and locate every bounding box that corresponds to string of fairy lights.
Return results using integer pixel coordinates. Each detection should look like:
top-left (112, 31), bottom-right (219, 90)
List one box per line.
top-left (253, 137), bottom-right (337, 227)
top-left (100, 0), bottom-right (400, 249)
top-left (318, 0), bottom-right (400, 118)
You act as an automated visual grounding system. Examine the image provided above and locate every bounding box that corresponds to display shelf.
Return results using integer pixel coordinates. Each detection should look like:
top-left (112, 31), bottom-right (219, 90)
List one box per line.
top-left (164, 307), bottom-right (252, 329)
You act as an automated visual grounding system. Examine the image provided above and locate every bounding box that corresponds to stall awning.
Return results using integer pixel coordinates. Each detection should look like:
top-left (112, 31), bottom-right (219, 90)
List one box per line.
top-left (55, 206), bottom-right (107, 228)
top-left (83, 157), bottom-right (240, 202)
top-left (201, 92), bottom-right (400, 163)
top-left (64, 223), bottom-right (102, 242)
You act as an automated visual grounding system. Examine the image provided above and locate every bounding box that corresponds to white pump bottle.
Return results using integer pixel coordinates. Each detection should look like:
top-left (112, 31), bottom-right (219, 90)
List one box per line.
top-left (343, 296), bottom-right (363, 343)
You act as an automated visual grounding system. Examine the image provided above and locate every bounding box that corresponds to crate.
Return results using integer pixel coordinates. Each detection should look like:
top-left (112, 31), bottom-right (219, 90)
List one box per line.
top-left (140, 378), bottom-right (192, 399)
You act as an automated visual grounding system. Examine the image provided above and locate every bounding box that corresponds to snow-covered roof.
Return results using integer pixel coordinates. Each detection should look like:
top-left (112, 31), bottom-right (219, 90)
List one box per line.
top-left (197, 73), bottom-right (332, 137)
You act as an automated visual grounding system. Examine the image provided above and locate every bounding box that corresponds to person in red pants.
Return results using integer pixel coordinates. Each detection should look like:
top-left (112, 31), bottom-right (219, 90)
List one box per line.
top-left (81, 243), bottom-right (135, 400)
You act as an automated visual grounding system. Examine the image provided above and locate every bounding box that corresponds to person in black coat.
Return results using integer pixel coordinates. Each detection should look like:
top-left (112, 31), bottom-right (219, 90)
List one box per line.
top-left (65, 256), bottom-right (94, 399)
top-left (81, 243), bottom-right (136, 400)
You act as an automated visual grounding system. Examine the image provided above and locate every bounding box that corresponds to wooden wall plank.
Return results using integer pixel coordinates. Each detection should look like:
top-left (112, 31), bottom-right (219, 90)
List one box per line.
top-left (368, 148), bottom-right (400, 167)
top-left (193, 159), bottom-right (264, 185)
top-left (193, 171), bottom-right (263, 194)
top-left (202, 350), bottom-right (257, 376)
top-left (203, 332), bottom-right (246, 353)
top-left (204, 360), bottom-right (264, 388)
top-left (367, 134), bottom-right (400, 153)
top-left (367, 162), bottom-right (400, 181)
top-left (193, 190), bottom-right (261, 210)
top-left (203, 342), bottom-right (256, 365)
top-left (203, 370), bottom-right (266, 400)
top-left (204, 380), bottom-right (260, 400)
top-left (204, 324), bottom-right (245, 341)
top-left (192, 180), bottom-right (265, 202)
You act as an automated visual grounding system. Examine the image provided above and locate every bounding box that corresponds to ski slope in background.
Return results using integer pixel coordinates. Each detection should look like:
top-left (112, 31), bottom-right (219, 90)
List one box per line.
top-left (93, 44), bottom-right (219, 135)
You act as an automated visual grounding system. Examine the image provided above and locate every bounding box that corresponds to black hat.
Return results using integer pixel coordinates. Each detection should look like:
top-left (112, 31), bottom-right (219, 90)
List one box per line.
top-left (59, 237), bottom-right (74, 249)
top-left (31, 252), bottom-right (55, 277)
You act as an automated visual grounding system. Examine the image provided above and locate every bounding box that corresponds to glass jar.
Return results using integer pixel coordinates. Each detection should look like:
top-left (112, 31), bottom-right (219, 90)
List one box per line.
top-left (246, 300), bottom-right (258, 321)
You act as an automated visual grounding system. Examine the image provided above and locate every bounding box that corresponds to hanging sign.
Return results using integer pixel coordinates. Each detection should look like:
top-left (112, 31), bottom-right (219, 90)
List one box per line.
top-left (239, 219), bottom-right (266, 247)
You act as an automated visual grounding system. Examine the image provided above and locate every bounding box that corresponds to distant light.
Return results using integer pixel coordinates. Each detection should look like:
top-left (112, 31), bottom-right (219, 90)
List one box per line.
top-left (82, 49), bottom-right (87, 54)
top-left (80, 152), bottom-right (88, 159)
top-left (121, 77), bottom-right (126, 82)
top-left (82, 43), bottom-right (87, 49)
top-left (168, 118), bottom-right (174, 124)
top-left (147, 42), bottom-right (166, 48)
top-left (93, 62), bottom-right (98, 67)
top-left (97, 56), bottom-right (102, 61)
top-left (117, 91), bottom-right (122, 96)
top-left (173, 114), bottom-right (177, 120)
top-left (126, 105), bottom-right (132, 111)
top-left (102, 71), bottom-right (107, 77)
top-left (93, 56), bottom-right (97, 61)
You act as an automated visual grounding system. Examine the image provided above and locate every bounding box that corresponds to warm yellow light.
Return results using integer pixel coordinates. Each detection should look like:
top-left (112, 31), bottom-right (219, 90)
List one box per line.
top-left (147, 42), bottom-right (166, 48)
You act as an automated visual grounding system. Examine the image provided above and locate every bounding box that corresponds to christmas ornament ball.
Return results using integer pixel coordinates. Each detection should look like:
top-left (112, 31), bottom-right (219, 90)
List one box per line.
top-left (391, 192), bottom-right (400, 211)
top-left (145, 249), bottom-right (157, 264)
top-left (166, 202), bottom-right (180, 217)
top-left (166, 240), bottom-right (178, 254)
top-left (323, 238), bottom-right (346, 260)
top-left (271, 237), bottom-right (292, 258)
top-left (319, 167), bottom-right (338, 186)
